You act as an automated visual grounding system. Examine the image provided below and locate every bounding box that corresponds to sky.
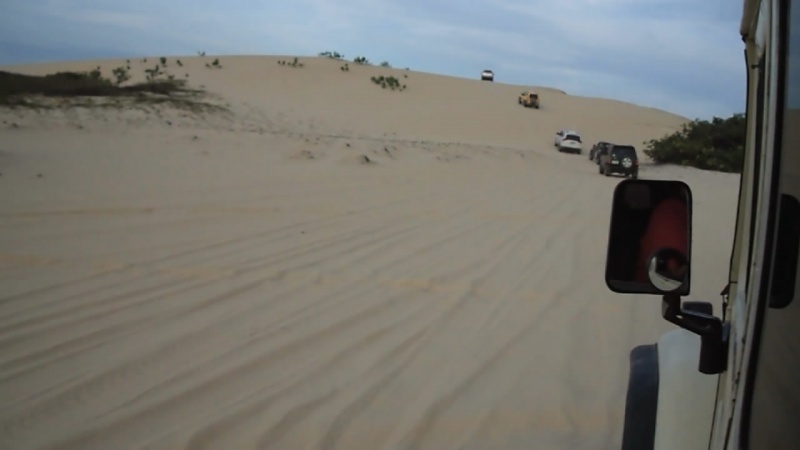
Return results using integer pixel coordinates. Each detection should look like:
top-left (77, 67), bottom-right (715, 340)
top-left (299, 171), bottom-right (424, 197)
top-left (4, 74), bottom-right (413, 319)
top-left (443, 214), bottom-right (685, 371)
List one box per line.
top-left (0, 0), bottom-right (747, 120)
top-left (790, 0), bottom-right (800, 109)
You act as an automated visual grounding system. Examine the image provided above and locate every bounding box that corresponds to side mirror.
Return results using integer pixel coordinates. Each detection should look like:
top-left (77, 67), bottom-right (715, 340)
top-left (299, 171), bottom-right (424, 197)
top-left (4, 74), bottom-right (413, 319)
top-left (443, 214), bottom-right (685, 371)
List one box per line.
top-left (605, 179), bottom-right (692, 296)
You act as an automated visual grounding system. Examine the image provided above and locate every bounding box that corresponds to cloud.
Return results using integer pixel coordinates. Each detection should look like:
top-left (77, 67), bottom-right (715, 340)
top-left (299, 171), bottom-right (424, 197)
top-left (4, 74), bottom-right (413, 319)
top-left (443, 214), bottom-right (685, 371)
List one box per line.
top-left (0, 0), bottom-right (746, 118)
top-left (62, 10), bottom-right (155, 29)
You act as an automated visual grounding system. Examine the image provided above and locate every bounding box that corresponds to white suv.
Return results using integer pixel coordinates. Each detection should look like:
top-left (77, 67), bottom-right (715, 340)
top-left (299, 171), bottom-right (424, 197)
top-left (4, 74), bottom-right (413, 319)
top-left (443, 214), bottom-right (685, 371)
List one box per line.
top-left (558, 132), bottom-right (582, 154)
top-left (554, 129), bottom-right (579, 147)
top-left (481, 70), bottom-right (494, 81)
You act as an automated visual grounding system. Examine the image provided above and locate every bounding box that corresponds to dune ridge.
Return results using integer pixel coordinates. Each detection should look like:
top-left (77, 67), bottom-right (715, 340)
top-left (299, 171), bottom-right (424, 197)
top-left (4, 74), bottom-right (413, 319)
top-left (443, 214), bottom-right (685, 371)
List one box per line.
top-left (0, 54), bottom-right (739, 449)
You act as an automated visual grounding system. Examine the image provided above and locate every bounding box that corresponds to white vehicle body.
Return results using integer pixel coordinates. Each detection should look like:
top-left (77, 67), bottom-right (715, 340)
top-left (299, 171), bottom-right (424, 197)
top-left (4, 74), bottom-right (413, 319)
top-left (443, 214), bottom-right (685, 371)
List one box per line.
top-left (481, 70), bottom-right (494, 81)
top-left (558, 133), bottom-right (582, 154)
top-left (614, 0), bottom-right (800, 449)
top-left (554, 129), bottom-right (578, 147)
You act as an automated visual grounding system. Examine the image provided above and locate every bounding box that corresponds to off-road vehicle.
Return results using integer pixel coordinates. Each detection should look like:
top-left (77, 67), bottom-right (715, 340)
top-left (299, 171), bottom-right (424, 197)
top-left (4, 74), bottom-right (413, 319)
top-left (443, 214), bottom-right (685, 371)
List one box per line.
top-left (558, 133), bottom-right (582, 154)
top-left (518, 90), bottom-right (540, 108)
top-left (589, 141), bottom-right (612, 161)
top-left (554, 129), bottom-right (579, 147)
top-left (599, 144), bottom-right (638, 178)
top-left (604, 2), bottom-right (800, 449)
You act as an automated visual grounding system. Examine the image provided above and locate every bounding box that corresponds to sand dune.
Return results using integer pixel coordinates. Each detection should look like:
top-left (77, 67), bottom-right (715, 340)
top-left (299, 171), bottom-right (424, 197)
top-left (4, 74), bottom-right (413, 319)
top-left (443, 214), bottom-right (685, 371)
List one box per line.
top-left (0, 55), bottom-right (739, 449)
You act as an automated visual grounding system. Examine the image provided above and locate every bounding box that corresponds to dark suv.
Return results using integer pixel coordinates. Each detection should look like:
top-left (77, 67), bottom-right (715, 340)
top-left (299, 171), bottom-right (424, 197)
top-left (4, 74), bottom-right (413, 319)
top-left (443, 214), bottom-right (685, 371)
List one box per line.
top-left (593, 142), bottom-right (614, 165)
top-left (598, 144), bottom-right (639, 178)
top-left (589, 141), bottom-right (612, 161)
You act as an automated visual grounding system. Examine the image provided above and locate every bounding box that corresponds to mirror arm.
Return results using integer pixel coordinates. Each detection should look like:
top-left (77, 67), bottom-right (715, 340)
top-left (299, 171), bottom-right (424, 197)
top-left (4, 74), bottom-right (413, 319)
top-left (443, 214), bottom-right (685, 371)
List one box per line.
top-left (662, 294), bottom-right (729, 375)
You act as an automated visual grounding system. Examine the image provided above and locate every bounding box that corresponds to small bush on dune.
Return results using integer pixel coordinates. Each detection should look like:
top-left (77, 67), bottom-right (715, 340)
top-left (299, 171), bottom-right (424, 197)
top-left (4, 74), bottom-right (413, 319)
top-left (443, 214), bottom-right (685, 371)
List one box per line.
top-left (353, 56), bottom-right (370, 65)
top-left (278, 57), bottom-right (304, 68)
top-left (370, 75), bottom-right (406, 91)
top-left (112, 66), bottom-right (131, 85)
top-left (643, 113), bottom-right (745, 173)
top-left (205, 58), bottom-right (222, 69)
top-left (87, 66), bottom-right (102, 81)
top-left (192, 52), bottom-right (222, 69)
top-left (319, 51), bottom-right (344, 59)
top-left (144, 64), bottom-right (165, 81)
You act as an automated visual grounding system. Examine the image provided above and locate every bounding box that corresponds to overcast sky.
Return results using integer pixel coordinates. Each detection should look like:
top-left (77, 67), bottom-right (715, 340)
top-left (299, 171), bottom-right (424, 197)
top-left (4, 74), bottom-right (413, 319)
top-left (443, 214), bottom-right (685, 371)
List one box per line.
top-left (0, 0), bottom-right (745, 119)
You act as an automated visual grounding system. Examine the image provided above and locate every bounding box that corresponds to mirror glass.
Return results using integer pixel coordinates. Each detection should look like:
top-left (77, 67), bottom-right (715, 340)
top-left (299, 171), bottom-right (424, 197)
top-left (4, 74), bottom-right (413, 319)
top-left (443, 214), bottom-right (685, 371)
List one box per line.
top-left (605, 179), bottom-right (692, 295)
top-left (647, 247), bottom-right (689, 292)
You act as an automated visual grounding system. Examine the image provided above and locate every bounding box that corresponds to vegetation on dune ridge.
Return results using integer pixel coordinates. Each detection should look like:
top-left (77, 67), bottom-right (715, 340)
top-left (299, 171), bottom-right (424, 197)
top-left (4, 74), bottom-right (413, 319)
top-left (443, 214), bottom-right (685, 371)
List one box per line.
top-left (370, 75), bottom-right (406, 92)
top-left (319, 51), bottom-right (345, 59)
top-left (0, 57), bottom-right (226, 114)
top-left (0, 70), bottom-right (188, 102)
top-left (3, 51), bottom-right (731, 153)
top-left (318, 50), bottom-right (410, 90)
top-left (278, 57), bottom-right (304, 68)
top-left (643, 113), bottom-right (745, 173)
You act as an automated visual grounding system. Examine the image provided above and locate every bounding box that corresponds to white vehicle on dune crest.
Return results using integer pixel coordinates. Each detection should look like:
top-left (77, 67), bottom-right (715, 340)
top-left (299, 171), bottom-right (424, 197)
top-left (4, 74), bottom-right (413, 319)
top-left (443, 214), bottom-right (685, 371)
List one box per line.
top-left (605, 1), bottom-right (800, 449)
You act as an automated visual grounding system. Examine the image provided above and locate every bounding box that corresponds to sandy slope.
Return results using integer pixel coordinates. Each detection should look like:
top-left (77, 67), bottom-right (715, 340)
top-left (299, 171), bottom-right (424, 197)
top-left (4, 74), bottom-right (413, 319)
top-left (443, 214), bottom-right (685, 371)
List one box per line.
top-left (0, 56), bottom-right (739, 449)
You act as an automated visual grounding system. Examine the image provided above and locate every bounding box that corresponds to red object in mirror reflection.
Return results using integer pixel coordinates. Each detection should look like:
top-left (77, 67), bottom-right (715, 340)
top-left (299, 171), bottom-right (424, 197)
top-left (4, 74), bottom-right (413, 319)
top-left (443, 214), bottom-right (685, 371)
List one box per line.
top-left (635, 197), bottom-right (689, 283)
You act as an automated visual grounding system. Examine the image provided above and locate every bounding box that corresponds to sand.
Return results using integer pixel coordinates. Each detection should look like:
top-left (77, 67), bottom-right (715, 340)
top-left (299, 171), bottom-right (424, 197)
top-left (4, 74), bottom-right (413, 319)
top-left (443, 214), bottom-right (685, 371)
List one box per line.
top-left (0, 55), bottom-right (740, 449)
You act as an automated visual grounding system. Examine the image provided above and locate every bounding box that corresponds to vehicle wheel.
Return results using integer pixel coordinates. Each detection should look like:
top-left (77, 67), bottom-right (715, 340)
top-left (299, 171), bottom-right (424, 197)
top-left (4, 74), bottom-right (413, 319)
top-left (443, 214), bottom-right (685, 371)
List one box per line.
top-left (622, 157), bottom-right (634, 170)
top-left (631, 172), bottom-right (639, 180)
top-left (621, 344), bottom-right (659, 450)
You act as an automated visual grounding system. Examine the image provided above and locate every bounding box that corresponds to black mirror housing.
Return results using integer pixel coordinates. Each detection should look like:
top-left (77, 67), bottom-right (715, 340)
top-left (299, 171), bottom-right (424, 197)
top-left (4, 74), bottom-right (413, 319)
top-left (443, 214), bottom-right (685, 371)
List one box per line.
top-left (605, 179), bottom-right (693, 296)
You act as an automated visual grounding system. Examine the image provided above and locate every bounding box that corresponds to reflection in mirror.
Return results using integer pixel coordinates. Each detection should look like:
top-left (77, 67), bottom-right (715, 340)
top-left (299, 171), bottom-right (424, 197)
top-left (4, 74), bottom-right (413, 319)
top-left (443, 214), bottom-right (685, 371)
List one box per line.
top-left (605, 179), bottom-right (692, 296)
top-left (646, 247), bottom-right (690, 292)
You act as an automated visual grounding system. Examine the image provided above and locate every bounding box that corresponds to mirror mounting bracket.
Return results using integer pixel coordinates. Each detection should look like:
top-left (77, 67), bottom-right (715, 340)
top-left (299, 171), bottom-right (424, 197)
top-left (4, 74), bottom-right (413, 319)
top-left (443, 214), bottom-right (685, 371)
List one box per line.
top-left (662, 294), bottom-right (729, 375)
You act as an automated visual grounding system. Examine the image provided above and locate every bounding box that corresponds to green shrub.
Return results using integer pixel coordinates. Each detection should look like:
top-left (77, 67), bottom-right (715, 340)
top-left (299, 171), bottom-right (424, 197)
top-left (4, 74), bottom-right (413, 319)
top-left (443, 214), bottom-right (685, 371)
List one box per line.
top-left (0, 68), bottom-right (195, 105)
top-left (278, 57), bottom-right (303, 68)
top-left (370, 75), bottom-right (405, 91)
top-left (111, 66), bottom-right (131, 85)
top-left (205, 58), bottom-right (222, 69)
top-left (319, 51), bottom-right (344, 59)
top-left (144, 64), bottom-right (165, 81)
top-left (643, 113), bottom-right (746, 173)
